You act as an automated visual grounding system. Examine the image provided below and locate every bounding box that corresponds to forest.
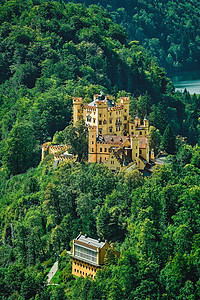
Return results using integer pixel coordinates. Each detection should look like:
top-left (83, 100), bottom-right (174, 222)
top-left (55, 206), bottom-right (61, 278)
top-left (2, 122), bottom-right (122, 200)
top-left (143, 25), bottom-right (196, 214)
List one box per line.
top-left (68, 0), bottom-right (200, 73)
top-left (0, 0), bottom-right (200, 299)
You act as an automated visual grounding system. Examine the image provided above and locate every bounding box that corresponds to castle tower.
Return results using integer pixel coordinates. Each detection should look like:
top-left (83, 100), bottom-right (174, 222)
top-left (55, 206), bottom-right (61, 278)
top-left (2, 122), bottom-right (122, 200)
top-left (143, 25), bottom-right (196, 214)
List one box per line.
top-left (88, 126), bottom-right (97, 163)
top-left (41, 143), bottom-right (50, 160)
top-left (73, 97), bottom-right (83, 125)
top-left (135, 112), bottom-right (141, 127)
top-left (120, 97), bottom-right (130, 134)
top-left (131, 136), bottom-right (139, 164)
top-left (143, 114), bottom-right (149, 129)
top-left (96, 100), bottom-right (108, 135)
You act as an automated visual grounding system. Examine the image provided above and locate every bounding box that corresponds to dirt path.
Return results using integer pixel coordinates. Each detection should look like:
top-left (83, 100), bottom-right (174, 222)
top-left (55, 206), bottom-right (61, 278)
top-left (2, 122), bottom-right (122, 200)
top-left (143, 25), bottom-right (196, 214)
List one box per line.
top-left (47, 260), bottom-right (58, 284)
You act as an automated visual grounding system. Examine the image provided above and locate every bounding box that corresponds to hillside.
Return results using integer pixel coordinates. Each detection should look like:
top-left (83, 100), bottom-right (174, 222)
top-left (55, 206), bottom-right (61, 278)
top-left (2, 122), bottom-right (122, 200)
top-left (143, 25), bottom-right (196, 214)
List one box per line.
top-left (1, 140), bottom-right (200, 299)
top-left (69, 0), bottom-right (200, 73)
top-left (0, 1), bottom-right (200, 299)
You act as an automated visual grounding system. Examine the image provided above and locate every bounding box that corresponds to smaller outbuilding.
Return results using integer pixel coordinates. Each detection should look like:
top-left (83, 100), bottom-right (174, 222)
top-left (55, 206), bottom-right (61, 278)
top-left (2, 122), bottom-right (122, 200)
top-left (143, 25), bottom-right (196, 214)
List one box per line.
top-left (71, 233), bottom-right (120, 278)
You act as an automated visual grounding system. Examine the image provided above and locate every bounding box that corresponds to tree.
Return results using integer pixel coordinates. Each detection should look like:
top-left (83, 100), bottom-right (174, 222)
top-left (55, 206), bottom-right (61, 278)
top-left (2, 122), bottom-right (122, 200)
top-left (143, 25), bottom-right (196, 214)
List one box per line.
top-left (149, 126), bottom-right (161, 156)
top-left (191, 146), bottom-right (200, 168)
top-left (63, 120), bottom-right (88, 161)
top-left (3, 122), bottom-right (39, 176)
top-left (162, 124), bottom-right (176, 154)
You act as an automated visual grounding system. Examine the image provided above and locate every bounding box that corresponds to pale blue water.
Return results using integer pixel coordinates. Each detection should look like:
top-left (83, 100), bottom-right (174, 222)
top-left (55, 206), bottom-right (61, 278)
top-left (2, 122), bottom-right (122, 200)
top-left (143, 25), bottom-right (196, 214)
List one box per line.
top-left (171, 70), bottom-right (200, 94)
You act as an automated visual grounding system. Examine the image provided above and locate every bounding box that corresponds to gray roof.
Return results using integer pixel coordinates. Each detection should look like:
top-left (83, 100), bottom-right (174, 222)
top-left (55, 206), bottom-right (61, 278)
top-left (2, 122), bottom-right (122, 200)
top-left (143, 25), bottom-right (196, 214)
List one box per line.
top-left (135, 112), bottom-right (140, 119)
top-left (88, 99), bottom-right (115, 108)
top-left (75, 234), bottom-right (106, 249)
top-left (53, 160), bottom-right (59, 169)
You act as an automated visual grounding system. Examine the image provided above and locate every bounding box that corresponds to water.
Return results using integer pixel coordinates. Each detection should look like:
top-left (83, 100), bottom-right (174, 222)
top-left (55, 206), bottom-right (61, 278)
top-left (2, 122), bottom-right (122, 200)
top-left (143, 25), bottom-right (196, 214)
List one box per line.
top-left (171, 70), bottom-right (200, 94)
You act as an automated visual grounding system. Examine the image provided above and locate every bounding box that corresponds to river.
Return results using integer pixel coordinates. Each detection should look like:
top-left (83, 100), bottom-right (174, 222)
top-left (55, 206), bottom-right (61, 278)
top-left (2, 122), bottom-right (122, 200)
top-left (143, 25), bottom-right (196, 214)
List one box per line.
top-left (171, 70), bottom-right (200, 94)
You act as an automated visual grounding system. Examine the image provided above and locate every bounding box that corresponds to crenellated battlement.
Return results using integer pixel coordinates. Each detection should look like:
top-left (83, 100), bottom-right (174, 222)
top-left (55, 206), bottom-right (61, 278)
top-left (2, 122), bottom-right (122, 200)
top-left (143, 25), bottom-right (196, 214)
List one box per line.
top-left (107, 105), bottom-right (123, 111)
top-left (120, 97), bottom-right (130, 103)
top-left (41, 144), bottom-right (70, 160)
top-left (96, 141), bottom-right (122, 145)
top-left (73, 97), bottom-right (83, 104)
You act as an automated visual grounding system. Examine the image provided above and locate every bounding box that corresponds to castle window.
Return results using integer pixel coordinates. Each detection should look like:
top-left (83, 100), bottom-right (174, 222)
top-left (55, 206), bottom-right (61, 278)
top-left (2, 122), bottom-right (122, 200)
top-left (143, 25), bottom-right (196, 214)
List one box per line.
top-left (75, 245), bottom-right (97, 264)
top-left (78, 117), bottom-right (80, 120)
top-left (87, 116), bottom-right (91, 122)
top-left (131, 126), bottom-right (133, 129)
top-left (116, 127), bottom-right (118, 131)
top-left (125, 109), bottom-right (127, 113)
top-left (92, 135), bottom-right (94, 138)
top-left (78, 110), bottom-right (80, 113)
top-left (109, 119), bottom-right (112, 124)
top-left (109, 127), bottom-right (112, 133)
top-left (136, 146), bottom-right (137, 149)
top-left (99, 120), bottom-right (102, 125)
top-left (100, 148), bottom-right (102, 152)
top-left (103, 120), bottom-right (107, 124)
top-left (83, 272), bottom-right (84, 275)
top-left (140, 131), bottom-right (142, 135)
top-left (131, 132), bottom-right (133, 135)
top-left (80, 271), bottom-right (82, 274)
top-left (92, 148), bottom-right (94, 152)
top-left (93, 118), bottom-right (96, 123)
top-left (124, 124), bottom-right (127, 129)
top-left (75, 269), bottom-right (76, 272)
top-left (136, 153), bottom-right (137, 157)
top-left (99, 129), bottom-right (102, 134)
top-left (99, 114), bottom-right (102, 117)
top-left (139, 150), bottom-right (142, 154)
top-left (124, 116), bottom-right (127, 120)
top-left (110, 113), bottom-right (112, 116)
top-left (104, 148), bottom-right (107, 152)
top-left (119, 127), bottom-right (120, 131)
top-left (92, 141), bottom-right (94, 144)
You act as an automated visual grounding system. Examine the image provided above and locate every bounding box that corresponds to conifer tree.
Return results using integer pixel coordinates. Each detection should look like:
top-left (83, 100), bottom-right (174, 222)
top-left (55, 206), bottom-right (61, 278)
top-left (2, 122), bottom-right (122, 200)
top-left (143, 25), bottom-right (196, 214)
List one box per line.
top-left (162, 124), bottom-right (176, 154)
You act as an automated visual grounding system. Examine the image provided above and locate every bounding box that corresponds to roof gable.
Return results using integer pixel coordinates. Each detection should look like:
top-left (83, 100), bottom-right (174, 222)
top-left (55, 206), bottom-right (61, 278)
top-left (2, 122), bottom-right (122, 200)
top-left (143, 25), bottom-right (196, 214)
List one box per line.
top-left (75, 234), bottom-right (106, 249)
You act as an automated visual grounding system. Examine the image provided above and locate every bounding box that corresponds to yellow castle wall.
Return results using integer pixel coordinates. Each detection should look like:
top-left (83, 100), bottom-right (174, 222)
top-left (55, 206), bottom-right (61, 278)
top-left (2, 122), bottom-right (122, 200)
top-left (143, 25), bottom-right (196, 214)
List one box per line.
top-left (72, 258), bottom-right (100, 279)
top-left (73, 96), bottom-right (131, 136)
top-left (104, 153), bottom-right (122, 172)
top-left (88, 126), bottom-right (97, 163)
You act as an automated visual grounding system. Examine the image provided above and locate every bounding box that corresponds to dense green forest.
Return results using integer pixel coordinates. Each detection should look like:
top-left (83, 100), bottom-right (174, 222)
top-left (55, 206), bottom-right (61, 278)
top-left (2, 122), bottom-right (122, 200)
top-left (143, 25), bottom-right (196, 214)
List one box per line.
top-left (69, 0), bottom-right (200, 73)
top-left (1, 143), bottom-right (200, 299)
top-left (0, 0), bottom-right (200, 299)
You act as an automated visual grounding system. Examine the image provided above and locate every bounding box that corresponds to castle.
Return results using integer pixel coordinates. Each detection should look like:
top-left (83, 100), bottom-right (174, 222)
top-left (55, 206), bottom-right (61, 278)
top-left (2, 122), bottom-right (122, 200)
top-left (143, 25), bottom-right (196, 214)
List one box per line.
top-left (42, 93), bottom-right (153, 173)
top-left (73, 93), bottom-right (152, 173)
